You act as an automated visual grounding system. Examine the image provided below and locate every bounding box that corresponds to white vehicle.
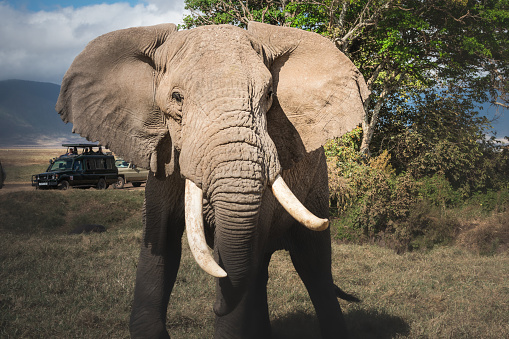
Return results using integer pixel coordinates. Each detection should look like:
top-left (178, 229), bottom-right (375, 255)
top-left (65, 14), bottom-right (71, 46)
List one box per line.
top-left (113, 159), bottom-right (149, 189)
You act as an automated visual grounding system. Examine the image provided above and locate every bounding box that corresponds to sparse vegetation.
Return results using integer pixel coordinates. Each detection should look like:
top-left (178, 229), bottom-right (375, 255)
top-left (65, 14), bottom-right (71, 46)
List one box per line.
top-left (325, 127), bottom-right (509, 254)
top-left (0, 149), bottom-right (62, 183)
top-left (0, 149), bottom-right (508, 338)
top-left (0, 190), bottom-right (508, 338)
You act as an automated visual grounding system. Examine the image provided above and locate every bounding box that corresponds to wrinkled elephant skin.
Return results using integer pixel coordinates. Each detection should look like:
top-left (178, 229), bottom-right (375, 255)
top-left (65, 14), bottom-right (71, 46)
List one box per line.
top-left (56, 22), bottom-right (369, 339)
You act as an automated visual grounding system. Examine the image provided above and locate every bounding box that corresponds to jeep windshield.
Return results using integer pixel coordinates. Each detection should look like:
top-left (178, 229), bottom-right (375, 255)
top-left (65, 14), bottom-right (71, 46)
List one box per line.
top-left (48, 158), bottom-right (73, 172)
top-left (115, 159), bottom-right (129, 168)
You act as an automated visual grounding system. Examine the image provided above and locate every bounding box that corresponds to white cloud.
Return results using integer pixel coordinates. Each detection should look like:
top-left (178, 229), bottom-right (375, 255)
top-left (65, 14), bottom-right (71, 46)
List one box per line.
top-left (0, 1), bottom-right (186, 84)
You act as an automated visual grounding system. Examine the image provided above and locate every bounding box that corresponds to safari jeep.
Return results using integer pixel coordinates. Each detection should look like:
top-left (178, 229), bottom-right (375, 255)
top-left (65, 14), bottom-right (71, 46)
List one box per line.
top-left (113, 158), bottom-right (149, 189)
top-left (31, 143), bottom-right (118, 190)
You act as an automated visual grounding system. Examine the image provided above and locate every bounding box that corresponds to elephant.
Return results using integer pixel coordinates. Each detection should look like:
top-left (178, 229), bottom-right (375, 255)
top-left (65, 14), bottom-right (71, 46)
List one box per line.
top-left (56, 22), bottom-right (369, 338)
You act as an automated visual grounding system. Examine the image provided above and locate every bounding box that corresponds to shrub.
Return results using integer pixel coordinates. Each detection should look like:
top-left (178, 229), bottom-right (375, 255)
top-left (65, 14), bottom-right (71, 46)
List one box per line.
top-left (326, 120), bottom-right (509, 252)
top-left (418, 174), bottom-right (461, 209)
top-left (326, 134), bottom-right (468, 251)
top-left (456, 207), bottom-right (509, 255)
top-left (467, 189), bottom-right (509, 214)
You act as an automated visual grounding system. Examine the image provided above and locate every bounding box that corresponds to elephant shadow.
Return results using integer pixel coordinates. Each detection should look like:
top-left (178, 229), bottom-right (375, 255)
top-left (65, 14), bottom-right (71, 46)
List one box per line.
top-left (271, 308), bottom-right (410, 339)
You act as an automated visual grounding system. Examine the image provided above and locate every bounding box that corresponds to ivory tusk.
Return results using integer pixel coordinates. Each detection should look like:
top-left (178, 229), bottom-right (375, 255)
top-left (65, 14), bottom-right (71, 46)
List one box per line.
top-left (185, 179), bottom-right (227, 278)
top-left (271, 174), bottom-right (329, 231)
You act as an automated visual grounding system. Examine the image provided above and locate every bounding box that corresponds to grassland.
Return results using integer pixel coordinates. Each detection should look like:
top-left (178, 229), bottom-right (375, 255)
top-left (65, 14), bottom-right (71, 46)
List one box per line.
top-left (0, 149), bottom-right (508, 338)
top-left (0, 148), bottom-right (63, 183)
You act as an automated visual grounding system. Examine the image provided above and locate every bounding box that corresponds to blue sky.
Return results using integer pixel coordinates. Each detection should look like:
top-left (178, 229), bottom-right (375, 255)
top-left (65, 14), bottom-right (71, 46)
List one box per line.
top-left (485, 105), bottom-right (509, 140)
top-left (0, 0), bottom-right (507, 139)
top-left (7, 1), bottom-right (145, 11)
top-left (0, 0), bottom-right (186, 84)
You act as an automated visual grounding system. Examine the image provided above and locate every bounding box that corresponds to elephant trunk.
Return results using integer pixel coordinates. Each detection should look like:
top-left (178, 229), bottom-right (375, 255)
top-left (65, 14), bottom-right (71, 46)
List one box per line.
top-left (187, 128), bottom-right (268, 315)
top-left (211, 182), bottom-right (263, 317)
top-left (185, 153), bottom-right (329, 283)
top-left (209, 147), bottom-right (265, 286)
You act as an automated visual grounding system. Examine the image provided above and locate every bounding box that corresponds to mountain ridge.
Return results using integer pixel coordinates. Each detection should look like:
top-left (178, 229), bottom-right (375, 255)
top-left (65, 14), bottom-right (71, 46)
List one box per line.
top-left (0, 79), bottom-right (87, 147)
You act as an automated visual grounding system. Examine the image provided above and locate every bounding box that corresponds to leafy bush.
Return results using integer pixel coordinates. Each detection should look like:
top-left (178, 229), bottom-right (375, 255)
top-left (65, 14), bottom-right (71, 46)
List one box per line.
top-left (467, 189), bottom-right (509, 214)
top-left (326, 134), bottom-right (425, 248)
top-left (326, 127), bottom-right (363, 215)
top-left (324, 128), bottom-right (507, 252)
top-left (373, 90), bottom-right (509, 195)
top-left (418, 174), bottom-right (461, 209)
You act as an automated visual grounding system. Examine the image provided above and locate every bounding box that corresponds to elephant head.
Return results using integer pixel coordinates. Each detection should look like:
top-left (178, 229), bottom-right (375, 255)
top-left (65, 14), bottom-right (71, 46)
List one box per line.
top-left (56, 22), bottom-right (368, 320)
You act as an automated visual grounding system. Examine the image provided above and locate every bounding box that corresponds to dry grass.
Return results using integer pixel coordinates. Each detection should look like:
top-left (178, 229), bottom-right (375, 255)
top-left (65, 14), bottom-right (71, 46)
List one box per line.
top-left (1, 190), bottom-right (508, 338)
top-left (0, 148), bottom-right (63, 183)
top-left (0, 149), bottom-right (508, 338)
top-left (333, 245), bottom-right (509, 339)
top-left (0, 149), bottom-right (63, 167)
top-left (456, 211), bottom-right (509, 255)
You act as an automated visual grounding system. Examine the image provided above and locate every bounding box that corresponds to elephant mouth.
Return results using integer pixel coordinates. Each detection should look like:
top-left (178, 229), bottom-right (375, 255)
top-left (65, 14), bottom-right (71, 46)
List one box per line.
top-left (184, 175), bottom-right (329, 278)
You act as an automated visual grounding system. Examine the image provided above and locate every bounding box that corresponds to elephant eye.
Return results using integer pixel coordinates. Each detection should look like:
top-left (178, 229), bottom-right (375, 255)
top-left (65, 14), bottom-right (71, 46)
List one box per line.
top-left (266, 90), bottom-right (274, 109)
top-left (171, 91), bottom-right (183, 103)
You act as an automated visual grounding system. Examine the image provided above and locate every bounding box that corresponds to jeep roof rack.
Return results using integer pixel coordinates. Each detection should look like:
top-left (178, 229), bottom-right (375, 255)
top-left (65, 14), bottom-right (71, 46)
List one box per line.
top-left (62, 143), bottom-right (102, 148)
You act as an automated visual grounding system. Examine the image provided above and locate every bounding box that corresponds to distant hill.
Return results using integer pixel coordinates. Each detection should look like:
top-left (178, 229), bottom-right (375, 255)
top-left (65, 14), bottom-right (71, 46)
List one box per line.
top-left (0, 79), bottom-right (88, 147)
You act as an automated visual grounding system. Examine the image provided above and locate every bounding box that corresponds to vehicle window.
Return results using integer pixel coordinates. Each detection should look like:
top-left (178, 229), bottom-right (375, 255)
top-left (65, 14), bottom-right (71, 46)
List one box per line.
top-left (115, 160), bottom-right (129, 168)
top-left (85, 159), bottom-right (95, 170)
top-left (48, 159), bottom-right (72, 172)
top-left (96, 158), bottom-right (107, 169)
top-left (106, 158), bottom-right (115, 169)
top-left (73, 160), bottom-right (83, 171)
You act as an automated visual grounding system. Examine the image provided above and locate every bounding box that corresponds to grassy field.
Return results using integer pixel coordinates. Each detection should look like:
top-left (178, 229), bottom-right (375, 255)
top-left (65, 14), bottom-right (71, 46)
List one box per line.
top-left (0, 149), bottom-right (508, 338)
top-left (0, 148), bottom-right (63, 183)
top-left (0, 189), bottom-right (508, 338)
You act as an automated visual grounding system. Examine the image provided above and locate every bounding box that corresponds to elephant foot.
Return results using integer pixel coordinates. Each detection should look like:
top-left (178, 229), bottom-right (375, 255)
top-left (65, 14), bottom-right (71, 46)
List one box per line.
top-left (130, 310), bottom-right (170, 339)
top-left (213, 296), bottom-right (271, 339)
top-left (214, 319), bottom-right (271, 339)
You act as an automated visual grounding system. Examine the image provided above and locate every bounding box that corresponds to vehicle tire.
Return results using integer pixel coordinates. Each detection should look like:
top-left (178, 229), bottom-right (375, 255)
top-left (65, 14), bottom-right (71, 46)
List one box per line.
top-left (96, 178), bottom-right (107, 190)
top-left (58, 180), bottom-right (70, 190)
top-left (113, 176), bottom-right (125, 189)
top-left (132, 182), bottom-right (142, 187)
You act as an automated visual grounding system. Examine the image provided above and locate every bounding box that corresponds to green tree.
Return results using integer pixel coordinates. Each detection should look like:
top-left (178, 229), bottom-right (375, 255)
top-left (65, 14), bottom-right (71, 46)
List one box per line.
top-left (374, 89), bottom-right (497, 192)
top-left (183, 0), bottom-right (508, 155)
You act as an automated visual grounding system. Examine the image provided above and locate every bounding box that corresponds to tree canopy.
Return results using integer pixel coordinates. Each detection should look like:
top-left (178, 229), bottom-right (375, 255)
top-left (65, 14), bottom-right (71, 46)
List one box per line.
top-left (184, 0), bottom-right (508, 154)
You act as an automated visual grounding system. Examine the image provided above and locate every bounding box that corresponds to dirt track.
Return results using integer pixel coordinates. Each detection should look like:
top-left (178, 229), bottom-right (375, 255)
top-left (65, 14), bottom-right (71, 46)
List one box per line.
top-left (0, 182), bottom-right (145, 194)
top-left (0, 183), bottom-right (34, 194)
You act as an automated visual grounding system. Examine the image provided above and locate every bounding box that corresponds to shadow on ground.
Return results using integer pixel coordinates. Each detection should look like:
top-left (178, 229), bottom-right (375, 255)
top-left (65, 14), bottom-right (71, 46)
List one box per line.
top-left (347, 308), bottom-right (410, 339)
top-left (271, 308), bottom-right (409, 339)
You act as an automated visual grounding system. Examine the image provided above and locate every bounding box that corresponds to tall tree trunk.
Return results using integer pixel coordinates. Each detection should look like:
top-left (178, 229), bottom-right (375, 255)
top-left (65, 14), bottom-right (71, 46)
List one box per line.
top-left (360, 84), bottom-right (389, 156)
top-left (360, 70), bottom-right (401, 156)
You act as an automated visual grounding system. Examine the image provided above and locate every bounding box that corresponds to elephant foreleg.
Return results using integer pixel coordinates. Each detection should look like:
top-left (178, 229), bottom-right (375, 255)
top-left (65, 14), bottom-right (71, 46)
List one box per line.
top-left (213, 252), bottom-right (272, 339)
top-left (289, 226), bottom-right (348, 339)
top-left (249, 252), bottom-right (272, 337)
top-left (130, 174), bottom-right (185, 339)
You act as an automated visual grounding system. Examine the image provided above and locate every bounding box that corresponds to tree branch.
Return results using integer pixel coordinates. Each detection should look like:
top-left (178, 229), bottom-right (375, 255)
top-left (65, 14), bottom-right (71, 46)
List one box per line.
top-left (361, 69), bottom-right (402, 156)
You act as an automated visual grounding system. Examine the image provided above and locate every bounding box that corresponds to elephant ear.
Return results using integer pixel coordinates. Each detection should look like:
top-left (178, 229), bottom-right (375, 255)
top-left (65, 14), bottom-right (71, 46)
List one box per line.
top-left (56, 23), bottom-right (178, 175)
top-left (248, 22), bottom-right (370, 169)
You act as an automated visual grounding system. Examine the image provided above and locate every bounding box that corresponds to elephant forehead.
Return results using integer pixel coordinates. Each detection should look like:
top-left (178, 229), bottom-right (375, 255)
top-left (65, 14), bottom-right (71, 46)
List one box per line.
top-left (160, 30), bottom-right (271, 98)
top-left (163, 26), bottom-right (266, 72)
top-left (193, 24), bottom-right (251, 44)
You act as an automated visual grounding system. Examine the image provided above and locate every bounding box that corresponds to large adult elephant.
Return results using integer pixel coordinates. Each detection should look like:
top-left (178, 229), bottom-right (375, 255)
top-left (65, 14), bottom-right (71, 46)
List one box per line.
top-left (56, 22), bottom-right (369, 338)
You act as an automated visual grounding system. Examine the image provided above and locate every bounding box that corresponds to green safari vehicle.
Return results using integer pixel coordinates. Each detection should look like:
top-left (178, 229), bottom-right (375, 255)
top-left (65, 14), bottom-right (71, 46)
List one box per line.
top-left (31, 143), bottom-right (118, 190)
